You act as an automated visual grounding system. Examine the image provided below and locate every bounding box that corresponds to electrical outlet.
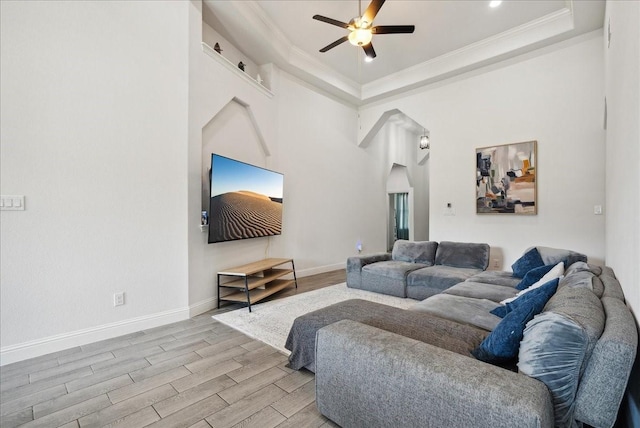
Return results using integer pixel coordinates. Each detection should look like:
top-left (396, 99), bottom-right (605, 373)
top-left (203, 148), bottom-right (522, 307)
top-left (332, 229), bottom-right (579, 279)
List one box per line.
top-left (492, 259), bottom-right (500, 269)
top-left (114, 292), bottom-right (125, 306)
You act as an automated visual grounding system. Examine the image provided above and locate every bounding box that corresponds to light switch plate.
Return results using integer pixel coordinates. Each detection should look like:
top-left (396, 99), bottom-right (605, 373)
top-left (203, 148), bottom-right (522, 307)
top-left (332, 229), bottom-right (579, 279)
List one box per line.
top-left (1, 195), bottom-right (25, 211)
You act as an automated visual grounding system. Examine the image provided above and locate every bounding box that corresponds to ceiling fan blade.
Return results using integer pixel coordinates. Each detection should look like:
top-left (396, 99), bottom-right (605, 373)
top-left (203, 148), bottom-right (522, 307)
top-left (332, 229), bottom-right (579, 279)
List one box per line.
top-left (320, 36), bottom-right (349, 52)
top-left (362, 42), bottom-right (377, 59)
top-left (313, 15), bottom-right (350, 29)
top-left (372, 25), bottom-right (415, 34)
top-left (362, 0), bottom-right (385, 25)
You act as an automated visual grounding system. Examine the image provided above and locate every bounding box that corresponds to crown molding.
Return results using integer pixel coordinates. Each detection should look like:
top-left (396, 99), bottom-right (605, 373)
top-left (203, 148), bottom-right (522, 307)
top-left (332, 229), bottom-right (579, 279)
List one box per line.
top-left (205, 1), bottom-right (578, 105)
top-left (361, 6), bottom-right (575, 101)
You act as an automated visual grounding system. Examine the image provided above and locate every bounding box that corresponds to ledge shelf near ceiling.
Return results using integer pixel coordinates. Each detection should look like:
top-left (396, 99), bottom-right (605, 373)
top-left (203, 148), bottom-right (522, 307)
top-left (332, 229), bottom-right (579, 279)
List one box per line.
top-left (202, 42), bottom-right (274, 99)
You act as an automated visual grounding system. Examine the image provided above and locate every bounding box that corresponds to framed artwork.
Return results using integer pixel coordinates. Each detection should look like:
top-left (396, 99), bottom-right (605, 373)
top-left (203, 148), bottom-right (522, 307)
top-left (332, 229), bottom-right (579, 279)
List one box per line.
top-left (476, 140), bottom-right (537, 214)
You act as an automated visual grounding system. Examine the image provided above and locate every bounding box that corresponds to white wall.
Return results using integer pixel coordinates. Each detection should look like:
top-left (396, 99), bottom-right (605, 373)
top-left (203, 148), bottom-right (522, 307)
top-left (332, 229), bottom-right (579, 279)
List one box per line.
top-left (0, 1), bottom-right (190, 364)
top-left (604, 0), bottom-right (640, 316)
top-left (359, 33), bottom-right (606, 270)
top-left (603, 2), bottom-right (640, 424)
top-left (271, 74), bottom-right (387, 264)
top-left (187, 1), bottom-right (388, 313)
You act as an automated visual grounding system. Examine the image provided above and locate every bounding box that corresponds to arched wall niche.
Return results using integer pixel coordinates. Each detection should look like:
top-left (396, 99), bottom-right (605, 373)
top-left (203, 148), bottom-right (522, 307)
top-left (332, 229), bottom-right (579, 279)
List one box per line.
top-left (359, 108), bottom-right (431, 244)
top-left (201, 96), bottom-right (271, 212)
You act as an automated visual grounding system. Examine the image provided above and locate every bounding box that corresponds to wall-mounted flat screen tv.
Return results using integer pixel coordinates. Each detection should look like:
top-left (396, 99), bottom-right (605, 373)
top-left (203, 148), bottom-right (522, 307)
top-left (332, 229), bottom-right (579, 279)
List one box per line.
top-left (208, 154), bottom-right (284, 244)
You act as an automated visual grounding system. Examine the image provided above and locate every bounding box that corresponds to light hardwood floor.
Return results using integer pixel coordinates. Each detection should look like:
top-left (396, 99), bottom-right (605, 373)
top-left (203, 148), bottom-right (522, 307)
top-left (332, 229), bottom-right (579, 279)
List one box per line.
top-left (0, 270), bottom-right (346, 428)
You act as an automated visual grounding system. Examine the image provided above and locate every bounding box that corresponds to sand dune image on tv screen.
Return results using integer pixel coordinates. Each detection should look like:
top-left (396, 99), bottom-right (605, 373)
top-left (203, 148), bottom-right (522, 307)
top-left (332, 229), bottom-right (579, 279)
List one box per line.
top-left (209, 191), bottom-right (282, 242)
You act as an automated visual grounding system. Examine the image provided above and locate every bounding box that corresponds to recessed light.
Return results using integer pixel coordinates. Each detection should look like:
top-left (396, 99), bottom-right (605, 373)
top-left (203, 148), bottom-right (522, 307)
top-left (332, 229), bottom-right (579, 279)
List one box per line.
top-left (489, 0), bottom-right (502, 8)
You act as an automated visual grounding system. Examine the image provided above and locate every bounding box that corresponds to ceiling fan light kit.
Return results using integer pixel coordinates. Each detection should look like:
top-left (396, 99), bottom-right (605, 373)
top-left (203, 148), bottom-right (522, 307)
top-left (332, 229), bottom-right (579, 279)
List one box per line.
top-left (348, 27), bottom-right (373, 47)
top-left (313, 0), bottom-right (414, 60)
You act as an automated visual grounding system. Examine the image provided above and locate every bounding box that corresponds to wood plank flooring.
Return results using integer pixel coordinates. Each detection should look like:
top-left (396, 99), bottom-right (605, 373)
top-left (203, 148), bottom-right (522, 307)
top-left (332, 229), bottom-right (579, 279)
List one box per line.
top-left (0, 270), bottom-right (346, 428)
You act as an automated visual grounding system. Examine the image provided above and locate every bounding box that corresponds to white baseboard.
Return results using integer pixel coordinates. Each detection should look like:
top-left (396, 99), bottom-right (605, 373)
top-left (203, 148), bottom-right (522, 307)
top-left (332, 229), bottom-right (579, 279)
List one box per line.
top-left (189, 297), bottom-right (217, 317)
top-left (1, 262), bottom-right (347, 366)
top-left (0, 307), bottom-right (190, 366)
top-left (296, 262), bottom-right (345, 278)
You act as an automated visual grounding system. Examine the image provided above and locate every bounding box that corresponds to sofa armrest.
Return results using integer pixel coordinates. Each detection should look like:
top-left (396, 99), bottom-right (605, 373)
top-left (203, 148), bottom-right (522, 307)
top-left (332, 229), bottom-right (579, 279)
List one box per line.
top-left (346, 253), bottom-right (391, 289)
top-left (315, 320), bottom-right (554, 428)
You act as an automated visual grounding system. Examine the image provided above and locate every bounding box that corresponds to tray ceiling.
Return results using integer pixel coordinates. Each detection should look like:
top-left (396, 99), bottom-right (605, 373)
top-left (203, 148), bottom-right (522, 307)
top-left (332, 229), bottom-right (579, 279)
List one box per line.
top-left (203, 0), bottom-right (605, 104)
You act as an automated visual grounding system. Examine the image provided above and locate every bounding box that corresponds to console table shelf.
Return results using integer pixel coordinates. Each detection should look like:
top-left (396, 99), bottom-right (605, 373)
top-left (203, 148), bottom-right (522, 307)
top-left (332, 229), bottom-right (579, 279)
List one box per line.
top-left (217, 258), bottom-right (297, 312)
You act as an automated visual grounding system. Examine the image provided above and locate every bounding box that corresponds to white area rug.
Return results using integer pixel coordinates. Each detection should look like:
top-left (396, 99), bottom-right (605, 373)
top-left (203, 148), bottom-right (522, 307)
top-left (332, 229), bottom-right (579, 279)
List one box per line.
top-left (212, 283), bottom-right (416, 354)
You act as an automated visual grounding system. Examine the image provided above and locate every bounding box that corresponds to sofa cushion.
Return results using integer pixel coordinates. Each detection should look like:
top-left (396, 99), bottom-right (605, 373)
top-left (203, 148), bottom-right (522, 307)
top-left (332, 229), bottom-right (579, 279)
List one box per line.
top-left (591, 276), bottom-right (605, 298)
top-left (515, 263), bottom-right (556, 291)
top-left (535, 246), bottom-right (588, 267)
top-left (391, 240), bottom-right (438, 265)
top-left (565, 261), bottom-right (602, 277)
top-left (502, 262), bottom-right (564, 304)
top-left (472, 303), bottom-right (535, 363)
top-left (410, 294), bottom-right (503, 331)
top-left (558, 271), bottom-right (594, 291)
top-left (406, 266), bottom-right (481, 300)
top-left (346, 253), bottom-right (391, 289)
top-left (543, 285), bottom-right (605, 364)
top-left (362, 260), bottom-right (427, 280)
top-left (511, 247), bottom-right (545, 278)
top-left (434, 241), bottom-right (490, 270)
top-left (491, 278), bottom-right (559, 318)
top-left (573, 297), bottom-right (639, 428)
top-left (518, 312), bottom-right (589, 428)
top-left (443, 281), bottom-right (518, 303)
top-left (561, 263), bottom-right (604, 297)
top-left (466, 270), bottom-right (521, 288)
top-left (600, 274), bottom-right (625, 301)
top-left (361, 260), bottom-right (427, 297)
top-left (286, 299), bottom-right (489, 371)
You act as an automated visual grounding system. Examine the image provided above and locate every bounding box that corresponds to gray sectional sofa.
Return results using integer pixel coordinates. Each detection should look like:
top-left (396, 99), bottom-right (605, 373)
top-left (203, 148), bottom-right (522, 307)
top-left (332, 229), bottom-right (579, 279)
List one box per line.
top-left (347, 240), bottom-right (490, 299)
top-left (286, 245), bottom-right (638, 428)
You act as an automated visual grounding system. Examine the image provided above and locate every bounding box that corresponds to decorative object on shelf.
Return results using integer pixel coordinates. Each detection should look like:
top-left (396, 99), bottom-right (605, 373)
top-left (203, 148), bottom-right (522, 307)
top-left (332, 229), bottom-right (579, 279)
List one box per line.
top-left (419, 129), bottom-right (430, 150)
top-left (201, 210), bottom-right (208, 226)
top-left (476, 140), bottom-right (537, 215)
top-left (238, 61), bottom-right (245, 72)
top-left (214, 42), bottom-right (222, 54)
top-left (256, 73), bottom-right (263, 85)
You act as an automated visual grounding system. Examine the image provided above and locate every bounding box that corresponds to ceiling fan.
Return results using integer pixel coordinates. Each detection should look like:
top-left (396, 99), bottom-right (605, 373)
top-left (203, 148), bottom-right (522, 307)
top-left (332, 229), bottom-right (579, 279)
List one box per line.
top-left (312, 0), bottom-right (415, 60)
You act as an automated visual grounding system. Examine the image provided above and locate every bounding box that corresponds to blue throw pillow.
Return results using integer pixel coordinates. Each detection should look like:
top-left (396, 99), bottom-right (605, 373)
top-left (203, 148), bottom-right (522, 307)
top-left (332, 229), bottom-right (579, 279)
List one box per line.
top-left (472, 304), bottom-right (536, 363)
top-left (511, 248), bottom-right (545, 278)
top-left (515, 263), bottom-right (556, 291)
top-left (490, 278), bottom-right (560, 318)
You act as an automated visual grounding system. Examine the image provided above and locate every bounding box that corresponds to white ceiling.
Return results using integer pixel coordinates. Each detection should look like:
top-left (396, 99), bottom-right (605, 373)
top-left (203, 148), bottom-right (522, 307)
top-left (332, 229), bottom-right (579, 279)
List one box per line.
top-left (203, 0), bottom-right (605, 104)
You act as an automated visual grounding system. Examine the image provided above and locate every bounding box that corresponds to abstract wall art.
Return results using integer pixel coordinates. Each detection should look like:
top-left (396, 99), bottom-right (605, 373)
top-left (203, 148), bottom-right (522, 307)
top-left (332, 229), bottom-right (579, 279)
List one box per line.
top-left (476, 140), bottom-right (537, 214)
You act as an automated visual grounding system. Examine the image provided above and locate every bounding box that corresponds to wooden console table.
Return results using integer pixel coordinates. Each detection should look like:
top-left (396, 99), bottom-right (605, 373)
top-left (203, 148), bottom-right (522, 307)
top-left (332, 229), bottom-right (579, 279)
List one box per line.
top-left (217, 258), bottom-right (297, 312)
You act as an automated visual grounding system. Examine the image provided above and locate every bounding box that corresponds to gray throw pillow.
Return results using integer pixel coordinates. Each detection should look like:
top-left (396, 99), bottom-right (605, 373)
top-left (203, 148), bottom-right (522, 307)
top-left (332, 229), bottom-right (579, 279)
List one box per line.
top-left (435, 241), bottom-right (490, 269)
top-left (518, 312), bottom-right (589, 428)
top-left (391, 240), bottom-right (438, 265)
